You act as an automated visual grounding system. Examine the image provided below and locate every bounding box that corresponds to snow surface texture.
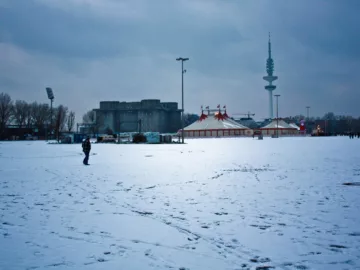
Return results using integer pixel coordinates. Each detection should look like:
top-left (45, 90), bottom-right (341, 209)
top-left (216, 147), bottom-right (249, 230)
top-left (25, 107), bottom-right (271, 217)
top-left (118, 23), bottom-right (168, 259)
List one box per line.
top-left (0, 137), bottom-right (359, 270)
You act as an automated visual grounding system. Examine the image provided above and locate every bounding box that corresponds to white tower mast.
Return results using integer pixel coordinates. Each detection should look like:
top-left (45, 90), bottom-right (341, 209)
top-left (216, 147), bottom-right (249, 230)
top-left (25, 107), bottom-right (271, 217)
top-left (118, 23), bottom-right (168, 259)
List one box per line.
top-left (263, 33), bottom-right (278, 119)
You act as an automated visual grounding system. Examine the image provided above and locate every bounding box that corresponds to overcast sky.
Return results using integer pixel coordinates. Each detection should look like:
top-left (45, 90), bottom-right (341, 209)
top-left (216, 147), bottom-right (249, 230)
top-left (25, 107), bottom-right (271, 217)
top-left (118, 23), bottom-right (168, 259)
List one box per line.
top-left (0, 0), bottom-right (359, 121)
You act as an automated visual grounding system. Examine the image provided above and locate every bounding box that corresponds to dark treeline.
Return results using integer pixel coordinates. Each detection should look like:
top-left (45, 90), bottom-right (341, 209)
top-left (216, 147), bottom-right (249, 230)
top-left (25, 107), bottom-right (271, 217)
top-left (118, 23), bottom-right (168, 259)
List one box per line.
top-left (284, 112), bottom-right (360, 122)
top-left (284, 113), bottom-right (360, 134)
top-left (0, 92), bottom-right (75, 140)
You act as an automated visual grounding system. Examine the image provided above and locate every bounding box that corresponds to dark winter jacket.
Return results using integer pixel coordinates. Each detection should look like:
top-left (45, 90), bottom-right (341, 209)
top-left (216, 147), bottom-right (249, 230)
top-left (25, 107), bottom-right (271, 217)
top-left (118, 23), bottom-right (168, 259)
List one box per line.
top-left (82, 140), bottom-right (91, 153)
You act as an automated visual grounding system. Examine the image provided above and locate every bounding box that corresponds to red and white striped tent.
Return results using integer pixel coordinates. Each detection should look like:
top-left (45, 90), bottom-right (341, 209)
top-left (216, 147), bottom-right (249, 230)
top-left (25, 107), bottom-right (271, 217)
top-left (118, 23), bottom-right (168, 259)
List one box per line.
top-left (260, 119), bottom-right (298, 136)
top-left (179, 107), bottom-right (253, 138)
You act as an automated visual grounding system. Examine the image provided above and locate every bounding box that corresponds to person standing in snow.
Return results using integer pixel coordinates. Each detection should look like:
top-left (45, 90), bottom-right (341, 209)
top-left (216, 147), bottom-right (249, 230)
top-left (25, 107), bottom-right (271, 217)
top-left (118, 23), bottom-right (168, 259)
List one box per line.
top-left (82, 137), bottom-right (91, 165)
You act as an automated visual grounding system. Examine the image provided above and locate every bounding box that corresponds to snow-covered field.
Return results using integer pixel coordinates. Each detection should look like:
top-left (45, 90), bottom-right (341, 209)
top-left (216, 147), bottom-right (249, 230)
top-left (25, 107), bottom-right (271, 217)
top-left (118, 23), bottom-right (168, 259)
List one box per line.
top-left (1, 137), bottom-right (360, 270)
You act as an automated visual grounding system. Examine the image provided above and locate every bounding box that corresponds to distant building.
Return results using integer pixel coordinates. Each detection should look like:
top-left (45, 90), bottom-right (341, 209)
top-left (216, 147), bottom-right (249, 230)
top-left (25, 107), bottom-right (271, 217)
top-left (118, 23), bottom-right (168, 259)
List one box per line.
top-left (93, 99), bottom-right (181, 134)
top-left (2, 124), bottom-right (47, 140)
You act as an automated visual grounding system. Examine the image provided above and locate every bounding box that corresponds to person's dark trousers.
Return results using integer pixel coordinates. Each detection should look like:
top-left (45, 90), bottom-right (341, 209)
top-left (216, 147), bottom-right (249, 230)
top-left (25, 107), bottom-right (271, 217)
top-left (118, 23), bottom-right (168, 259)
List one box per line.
top-left (83, 151), bottom-right (90, 165)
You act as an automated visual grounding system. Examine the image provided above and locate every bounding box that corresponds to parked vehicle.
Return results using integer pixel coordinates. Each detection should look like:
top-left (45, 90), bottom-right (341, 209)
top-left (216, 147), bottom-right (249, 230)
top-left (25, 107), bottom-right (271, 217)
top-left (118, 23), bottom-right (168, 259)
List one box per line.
top-left (97, 135), bottom-right (117, 143)
top-left (25, 134), bottom-right (38, 140)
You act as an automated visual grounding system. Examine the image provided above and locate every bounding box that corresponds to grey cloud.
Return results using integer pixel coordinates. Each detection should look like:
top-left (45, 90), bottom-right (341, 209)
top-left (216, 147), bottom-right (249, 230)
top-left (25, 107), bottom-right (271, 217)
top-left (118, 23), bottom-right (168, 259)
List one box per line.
top-left (0, 0), bottom-right (138, 58)
top-left (0, 0), bottom-right (359, 120)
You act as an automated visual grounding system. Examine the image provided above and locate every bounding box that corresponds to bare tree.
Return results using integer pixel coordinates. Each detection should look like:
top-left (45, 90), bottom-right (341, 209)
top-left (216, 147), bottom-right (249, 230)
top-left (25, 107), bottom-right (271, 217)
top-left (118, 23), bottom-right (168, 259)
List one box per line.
top-left (55, 105), bottom-right (68, 141)
top-left (67, 111), bottom-right (75, 132)
top-left (24, 102), bottom-right (33, 128)
top-left (13, 100), bottom-right (29, 127)
top-left (94, 112), bottom-right (104, 135)
top-left (31, 102), bottom-right (50, 129)
top-left (82, 110), bottom-right (100, 136)
top-left (0, 93), bottom-right (13, 139)
top-left (105, 127), bottom-right (113, 135)
top-left (82, 110), bottom-right (95, 123)
top-left (184, 113), bottom-right (199, 126)
top-left (323, 112), bottom-right (336, 120)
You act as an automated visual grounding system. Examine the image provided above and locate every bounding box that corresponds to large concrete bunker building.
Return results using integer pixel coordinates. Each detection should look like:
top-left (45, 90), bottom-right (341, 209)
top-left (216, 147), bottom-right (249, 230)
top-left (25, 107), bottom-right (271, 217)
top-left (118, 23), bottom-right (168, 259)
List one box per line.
top-left (94, 99), bottom-right (181, 134)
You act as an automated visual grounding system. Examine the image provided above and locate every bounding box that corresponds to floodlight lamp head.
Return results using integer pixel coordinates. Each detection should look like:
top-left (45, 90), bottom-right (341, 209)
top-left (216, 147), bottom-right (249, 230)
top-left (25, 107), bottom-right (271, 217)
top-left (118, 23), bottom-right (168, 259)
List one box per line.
top-left (46, 87), bottom-right (54, 100)
top-left (176, 57), bottom-right (189, 61)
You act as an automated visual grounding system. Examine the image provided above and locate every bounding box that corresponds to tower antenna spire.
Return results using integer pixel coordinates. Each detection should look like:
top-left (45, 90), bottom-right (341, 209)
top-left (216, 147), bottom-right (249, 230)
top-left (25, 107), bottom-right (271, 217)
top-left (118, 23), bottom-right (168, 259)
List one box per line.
top-left (268, 32), bottom-right (271, 58)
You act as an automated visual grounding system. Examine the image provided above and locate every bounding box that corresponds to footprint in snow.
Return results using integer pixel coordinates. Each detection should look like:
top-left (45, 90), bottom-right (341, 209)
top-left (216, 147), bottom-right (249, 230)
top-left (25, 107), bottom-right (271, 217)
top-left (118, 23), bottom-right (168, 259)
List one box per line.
top-left (214, 212), bottom-right (228, 216)
top-left (343, 182), bottom-right (360, 186)
top-left (329, 244), bottom-right (347, 249)
top-left (251, 224), bottom-right (271, 230)
top-left (294, 265), bottom-right (309, 269)
top-left (250, 256), bottom-right (271, 263)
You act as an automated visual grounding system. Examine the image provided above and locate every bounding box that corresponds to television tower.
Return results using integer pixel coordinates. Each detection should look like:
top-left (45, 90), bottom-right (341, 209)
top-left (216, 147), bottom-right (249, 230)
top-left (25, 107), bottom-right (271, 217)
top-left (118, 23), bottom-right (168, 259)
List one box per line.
top-left (263, 33), bottom-right (278, 119)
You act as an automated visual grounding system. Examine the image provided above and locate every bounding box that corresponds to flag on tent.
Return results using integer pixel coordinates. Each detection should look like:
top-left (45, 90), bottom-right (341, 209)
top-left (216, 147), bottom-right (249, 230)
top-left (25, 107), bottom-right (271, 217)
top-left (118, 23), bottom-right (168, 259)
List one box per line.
top-left (217, 104), bottom-right (220, 108)
top-left (223, 105), bottom-right (226, 109)
top-left (205, 106), bottom-right (209, 109)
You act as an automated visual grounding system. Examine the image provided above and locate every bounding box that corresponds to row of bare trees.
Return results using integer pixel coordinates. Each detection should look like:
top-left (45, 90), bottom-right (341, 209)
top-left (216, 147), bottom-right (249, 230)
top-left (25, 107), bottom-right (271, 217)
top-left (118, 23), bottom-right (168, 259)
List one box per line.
top-left (0, 92), bottom-right (76, 140)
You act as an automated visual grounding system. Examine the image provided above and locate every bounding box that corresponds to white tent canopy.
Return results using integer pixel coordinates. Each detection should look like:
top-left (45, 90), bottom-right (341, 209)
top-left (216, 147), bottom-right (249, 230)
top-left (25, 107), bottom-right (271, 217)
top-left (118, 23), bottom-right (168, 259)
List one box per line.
top-left (181, 112), bottom-right (253, 137)
top-left (260, 119), bottom-right (298, 136)
top-left (261, 119), bottom-right (294, 129)
top-left (289, 123), bottom-right (300, 130)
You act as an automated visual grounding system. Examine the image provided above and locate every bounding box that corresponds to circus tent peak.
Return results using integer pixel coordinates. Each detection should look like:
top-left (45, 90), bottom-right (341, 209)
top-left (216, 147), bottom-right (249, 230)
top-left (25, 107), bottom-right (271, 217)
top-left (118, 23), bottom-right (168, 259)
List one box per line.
top-left (214, 111), bottom-right (226, 121)
top-left (199, 111), bottom-right (208, 121)
top-left (184, 112), bottom-right (250, 131)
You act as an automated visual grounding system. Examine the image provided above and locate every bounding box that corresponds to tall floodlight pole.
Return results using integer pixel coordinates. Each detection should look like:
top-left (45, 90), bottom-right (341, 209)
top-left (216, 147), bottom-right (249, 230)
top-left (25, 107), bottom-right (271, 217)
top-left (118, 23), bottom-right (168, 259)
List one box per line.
top-left (176, 57), bottom-right (189, 144)
top-left (306, 106), bottom-right (310, 120)
top-left (306, 106), bottom-right (310, 134)
top-left (274, 94), bottom-right (280, 138)
top-left (46, 87), bottom-right (55, 139)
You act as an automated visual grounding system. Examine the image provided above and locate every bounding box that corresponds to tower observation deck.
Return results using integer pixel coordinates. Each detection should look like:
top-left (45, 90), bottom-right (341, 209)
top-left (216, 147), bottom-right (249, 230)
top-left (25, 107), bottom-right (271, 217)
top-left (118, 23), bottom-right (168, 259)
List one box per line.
top-left (263, 33), bottom-right (278, 119)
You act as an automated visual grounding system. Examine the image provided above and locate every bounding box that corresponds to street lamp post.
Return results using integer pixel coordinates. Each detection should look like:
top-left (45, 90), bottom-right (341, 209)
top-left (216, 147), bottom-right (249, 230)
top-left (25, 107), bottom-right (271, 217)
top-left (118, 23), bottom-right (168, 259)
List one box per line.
top-left (176, 57), bottom-right (189, 144)
top-left (46, 87), bottom-right (55, 140)
top-left (306, 106), bottom-right (310, 120)
top-left (306, 106), bottom-right (310, 134)
top-left (274, 94), bottom-right (280, 138)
